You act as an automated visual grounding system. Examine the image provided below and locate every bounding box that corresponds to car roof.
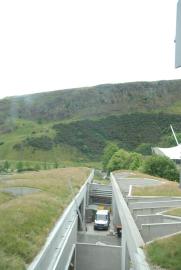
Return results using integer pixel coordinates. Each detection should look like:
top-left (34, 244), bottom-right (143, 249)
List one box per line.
top-left (96, 210), bottom-right (109, 215)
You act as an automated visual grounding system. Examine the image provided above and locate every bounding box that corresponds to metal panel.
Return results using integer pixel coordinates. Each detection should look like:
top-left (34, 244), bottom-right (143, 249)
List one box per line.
top-left (175, 0), bottom-right (181, 68)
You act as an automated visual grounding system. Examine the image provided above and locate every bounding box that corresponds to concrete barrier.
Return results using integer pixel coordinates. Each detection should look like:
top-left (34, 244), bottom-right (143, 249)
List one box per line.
top-left (127, 196), bottom-right (181, 204)
top-left (76, 243), bottom-right (121, 270)
top-left (129, 200), bottom-right (181, 211)
top-left (141, 222), bottom-right (181, 242)
top-left (111, 173), bottom-right (150, 270)
top-left (77, 232), bottom-right (121, 246)
top-left (132, 206), bottom-right (172, 218)
top-left (136, 214), bottom-right (181, 230)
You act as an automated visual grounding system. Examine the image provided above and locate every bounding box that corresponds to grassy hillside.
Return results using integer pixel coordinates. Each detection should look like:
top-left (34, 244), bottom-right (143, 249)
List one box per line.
top-left (1, 80), bottom-right (181, 124)
top-left (1, 79), bottom-right (181, 163)
top-left (1, 112), bottom-right (181, 162)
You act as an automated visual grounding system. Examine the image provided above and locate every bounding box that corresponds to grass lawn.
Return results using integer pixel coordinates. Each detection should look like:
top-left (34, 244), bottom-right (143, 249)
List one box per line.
top-left (132, 181), bottom-right (181, 197)
top-left (146, 233), bottom-right (181, 270)
top-left (0, 167), bottom-right (90, 270)
top-left (164, 207), bottom-right (181, 217)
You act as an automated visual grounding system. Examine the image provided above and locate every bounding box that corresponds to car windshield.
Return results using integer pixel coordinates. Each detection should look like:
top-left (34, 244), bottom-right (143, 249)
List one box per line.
top-left (96, 214), bottom-right (107, 221)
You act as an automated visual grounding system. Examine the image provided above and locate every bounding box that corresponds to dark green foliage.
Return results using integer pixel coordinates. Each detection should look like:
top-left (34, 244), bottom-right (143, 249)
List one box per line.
top-left (53, 121), bottom-right (106, 157)
top-left (102, 143), bottom-right (119, 170)
top-left (54, 162), bottom-right (59, 169)
top-left (107, 149), bottom-right (143, 172)
top-left (25, 136), bottom-right (53, 150)
top-left (16, 161), bottom-right (24, 172)
top-left (135, 143), bottom-right (152, 155)
top-left (3, 161), bottom-right (10, 172)
top-left (159, 133), bottom-right (181, 147)
top-left (1, 80), bottom-right (181, 163)
top-left (142, 155), bottom-right (179, 181)
top-left (53, 113), bottom-right (181, 159)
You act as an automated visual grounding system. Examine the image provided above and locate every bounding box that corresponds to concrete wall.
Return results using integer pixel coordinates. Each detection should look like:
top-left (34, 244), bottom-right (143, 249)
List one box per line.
top-left (129, 200), bottom-right (181, 211)
top-left (76, 243), bottom-right (122, 270)
top-left (111, 173), bottom-right (150, 270)
top-left (132, 206), bottom-right (172, 218)
top-left (127, 196), bottom-right (181, 204)
top-left (136, 214), bottom-right (181, 230)
top-left (77, 232), bottom-right (121, 246)
top-left (141, 222), bottom-right (181, 242)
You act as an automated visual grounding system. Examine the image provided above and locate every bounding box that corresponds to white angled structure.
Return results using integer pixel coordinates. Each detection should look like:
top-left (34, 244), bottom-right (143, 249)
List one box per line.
top-left (175, 0), bottom-right (181, 68)
top-left (152, 144), bottom-right (181, 161)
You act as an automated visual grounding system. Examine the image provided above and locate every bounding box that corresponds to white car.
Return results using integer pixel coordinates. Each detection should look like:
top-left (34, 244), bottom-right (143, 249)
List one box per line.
top-left (94, 209), bottom-right (110, 230)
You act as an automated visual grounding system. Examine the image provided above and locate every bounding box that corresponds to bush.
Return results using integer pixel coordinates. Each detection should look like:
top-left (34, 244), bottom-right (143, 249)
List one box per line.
top-left (135, 143), bottom-right (152, 155)
top-left (16, 161), bottom-right (24, 172)
top-left (102, 143), bottom-right (119, 170)
top-left (107, 149), bottom-right (143, 172)
top-left (142, 155), bottom-right (179, 181)
top-left (25, 136), bottom-right (53, 150)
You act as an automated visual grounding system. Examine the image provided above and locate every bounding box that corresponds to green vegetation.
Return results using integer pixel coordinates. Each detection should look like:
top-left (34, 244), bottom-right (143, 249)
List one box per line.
top-left (0, 80), bottom-right (181, 163)
top-left (146, 233), bottom-right (181, 270)
top-left (142, 155), bottom-right (179, 181)
top-left (107, 149), bottom-right (143, 172)
top-left (132, 181), bottom-right (181, 196)
top-left (134, 143), bottom-right (152, 155)
top-left (165, 208), bottom-right (181, 217)
top-left (0, 167), bottom-right (90, 269)
top-left (0, 192), bottom-right (14, 205)
top-left (103, 145), bottom-right (179, 181)
top-left (102, 142), bottom-right (119, 170)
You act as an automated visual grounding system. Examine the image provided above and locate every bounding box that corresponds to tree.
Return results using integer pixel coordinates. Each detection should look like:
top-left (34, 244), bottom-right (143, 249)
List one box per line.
top-left (107, 149), bottom-right (143, 172)
top-left (142, 155), bottom-right (179, 181)
top-left (128, 152), bottom-right (143, 170)
top-left (16, 161), bottom-right (24, 172)
top-left (3, 160), bottom-right (10, 172)
top-left (135, 143), bottom-right (152, 155)
top-left (107, 149), bottom-right (130, 172)
top-left (102, 143), bottom-right (119, 170)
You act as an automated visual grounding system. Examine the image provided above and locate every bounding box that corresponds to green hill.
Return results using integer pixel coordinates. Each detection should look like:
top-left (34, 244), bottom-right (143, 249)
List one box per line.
top-left (0, 79), bottom-right (181, 163)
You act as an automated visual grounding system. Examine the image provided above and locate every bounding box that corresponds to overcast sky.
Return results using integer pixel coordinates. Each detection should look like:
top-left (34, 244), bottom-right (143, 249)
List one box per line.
top-left (0, 0), bottom-right (180, 99)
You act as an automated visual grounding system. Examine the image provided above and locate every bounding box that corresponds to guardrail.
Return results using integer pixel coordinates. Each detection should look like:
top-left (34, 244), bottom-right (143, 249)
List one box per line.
top-left (28, 169), bottom-right (94, 270)
top-left (110, 173), bottom-right (150, 270)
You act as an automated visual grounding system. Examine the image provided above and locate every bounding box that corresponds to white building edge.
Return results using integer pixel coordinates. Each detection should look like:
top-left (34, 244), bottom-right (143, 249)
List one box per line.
top-left (152, 144), bottom-right (181, 161)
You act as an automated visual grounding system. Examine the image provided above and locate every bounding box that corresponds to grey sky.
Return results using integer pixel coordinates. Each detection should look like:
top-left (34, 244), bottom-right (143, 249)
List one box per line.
top-left (0, 0), bottom-right (180, 99)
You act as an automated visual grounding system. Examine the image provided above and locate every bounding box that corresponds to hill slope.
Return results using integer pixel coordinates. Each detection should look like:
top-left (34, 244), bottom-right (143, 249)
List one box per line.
top-left (1, 80), bottom-right (181, 123)
top-left (0, 79), bottom-right (181, 162)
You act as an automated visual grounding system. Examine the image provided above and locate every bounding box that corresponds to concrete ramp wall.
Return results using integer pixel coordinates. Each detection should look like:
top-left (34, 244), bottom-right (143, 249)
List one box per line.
top-left (76, 243), bottom-right (121, 270)
top-left (132, 206), bottom-right (172, 218)
top-left (141, 222), bottom-right (181, 242)
top-left (127, 196), bottom-right (181, 204)
top-left (129, 200), bottom-right (181, 211)
top-left (136, 214), bottom-right (181, 230)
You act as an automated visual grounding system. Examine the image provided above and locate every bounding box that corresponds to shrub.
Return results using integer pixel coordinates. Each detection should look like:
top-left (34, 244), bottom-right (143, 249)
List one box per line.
top-left (16, 161), bottom-right (24, 172)
top-left (135, 143), bottom-right (152, 155)
top-left (142, 155), bottom-right (179, 181)
top-left (102, 143), bottom-right (119, 170)
top-left (107, 149), bottom-right (143, 172)
top-left (25, 136), bottom-right (53, 150)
